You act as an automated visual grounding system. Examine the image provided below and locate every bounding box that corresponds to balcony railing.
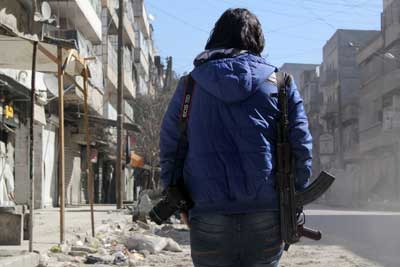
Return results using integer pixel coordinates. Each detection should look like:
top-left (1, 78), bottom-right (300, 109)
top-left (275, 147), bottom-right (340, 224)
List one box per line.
top-left (108, 42), bottom-right (118, 75)
top-left (48, 0), bottom-right (102, 42)
top-left (133, 0), bottom-right (151, 38)
top-left (105, 0), bottom-right (136, 46)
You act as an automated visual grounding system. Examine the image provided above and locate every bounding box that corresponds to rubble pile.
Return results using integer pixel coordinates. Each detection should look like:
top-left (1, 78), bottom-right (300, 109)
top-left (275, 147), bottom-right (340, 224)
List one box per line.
top-left (39, 212), bottom-right (188, 267)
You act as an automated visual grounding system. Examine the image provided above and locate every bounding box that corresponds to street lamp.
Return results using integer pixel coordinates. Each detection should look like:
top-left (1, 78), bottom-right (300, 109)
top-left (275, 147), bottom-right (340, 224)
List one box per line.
top-left (384, 52), bottom-right (396, 60)
top-left (349, 42), bottom-right (400, 63)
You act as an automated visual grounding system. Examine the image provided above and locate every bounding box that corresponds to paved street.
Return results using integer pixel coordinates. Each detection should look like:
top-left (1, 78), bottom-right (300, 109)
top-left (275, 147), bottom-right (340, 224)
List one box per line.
top-left (305, 207), bottom-right (400, 267)
top-left (1, 205), bottom-right (398, 266)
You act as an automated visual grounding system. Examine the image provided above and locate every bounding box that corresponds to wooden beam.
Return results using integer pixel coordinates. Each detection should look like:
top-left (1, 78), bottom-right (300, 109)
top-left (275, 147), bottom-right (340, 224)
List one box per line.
top-left (58, 46), bottom-right (65, 244)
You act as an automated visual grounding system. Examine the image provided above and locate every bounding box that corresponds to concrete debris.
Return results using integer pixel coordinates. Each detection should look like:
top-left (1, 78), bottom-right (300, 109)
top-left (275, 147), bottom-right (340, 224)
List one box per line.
top-left (68, 250), bottom-right (88, 257)
top-left (41, 212), bottom-right (184, 266)
top-left (113, 251), bottom-right (128, 264)
top-left (137, 194), bottom-right (153, 217)
top-left (38, 253), bottom-right (50, 267)
top-left (71, 245), bottom-right (97, 254)
top-left (137, 220), bottom-right (151, 230)
top-left (85, 255), bottom-right (104, 264)
top-left (164, 238), bottom-right (183, 252)
top-left (125, 233), bottom-right (169, 254)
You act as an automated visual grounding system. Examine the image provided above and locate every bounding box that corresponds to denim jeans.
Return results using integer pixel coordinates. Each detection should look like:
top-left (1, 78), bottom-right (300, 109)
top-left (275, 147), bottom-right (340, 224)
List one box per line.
top-left (190, 212), bottom-right (283, 267)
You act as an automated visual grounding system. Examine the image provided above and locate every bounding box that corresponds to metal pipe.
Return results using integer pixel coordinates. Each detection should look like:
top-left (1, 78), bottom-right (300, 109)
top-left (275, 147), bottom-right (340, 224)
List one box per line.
top-left (29, 41), bottom-right (38, 253)
top-left (83, 65), bottom-right (95, 237)
top-left (116, 0), bottom-right (124, 209)
top-left (57, 46), bottom-right (65, 243)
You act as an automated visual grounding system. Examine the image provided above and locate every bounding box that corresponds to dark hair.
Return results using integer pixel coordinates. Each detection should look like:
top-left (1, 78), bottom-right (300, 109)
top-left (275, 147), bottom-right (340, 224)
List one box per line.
top-left (205, 8), bottom-right (265, 55)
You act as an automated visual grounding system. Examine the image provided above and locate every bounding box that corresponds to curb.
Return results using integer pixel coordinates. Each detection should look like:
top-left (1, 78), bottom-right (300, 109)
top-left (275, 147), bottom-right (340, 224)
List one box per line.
top-left (0, 252), bottom-right (40, 267)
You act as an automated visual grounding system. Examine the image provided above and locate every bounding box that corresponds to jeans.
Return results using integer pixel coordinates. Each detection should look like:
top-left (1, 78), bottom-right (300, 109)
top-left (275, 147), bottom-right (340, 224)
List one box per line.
top-left (190, 212), bottom-right (283, 267)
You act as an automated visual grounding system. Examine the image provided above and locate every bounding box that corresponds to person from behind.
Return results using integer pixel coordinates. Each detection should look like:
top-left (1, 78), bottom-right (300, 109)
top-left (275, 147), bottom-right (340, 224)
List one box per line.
top-left (160, 8), bottom-right (312, 267)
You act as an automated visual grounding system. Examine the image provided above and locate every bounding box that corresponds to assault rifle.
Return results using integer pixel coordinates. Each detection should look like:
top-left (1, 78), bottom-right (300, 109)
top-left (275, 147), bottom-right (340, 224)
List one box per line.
top-left (274, 71), bottom-right (335, 250)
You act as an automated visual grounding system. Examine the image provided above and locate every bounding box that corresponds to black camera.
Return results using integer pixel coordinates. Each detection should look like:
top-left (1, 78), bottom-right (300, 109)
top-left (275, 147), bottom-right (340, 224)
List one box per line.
top-left (149, 185), bottom-right (193, 225)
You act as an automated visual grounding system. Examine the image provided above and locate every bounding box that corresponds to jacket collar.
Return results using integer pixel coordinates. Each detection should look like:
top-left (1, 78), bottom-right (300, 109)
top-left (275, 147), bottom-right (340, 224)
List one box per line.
top-left (193, 48), bottom-right (249, 67)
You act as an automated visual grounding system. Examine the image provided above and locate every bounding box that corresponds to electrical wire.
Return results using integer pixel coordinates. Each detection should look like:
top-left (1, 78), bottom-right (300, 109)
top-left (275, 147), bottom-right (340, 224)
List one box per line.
top-left (294, 0), bottom-right (336, 30)
top-left (146, 2), bottom-right (209, 35)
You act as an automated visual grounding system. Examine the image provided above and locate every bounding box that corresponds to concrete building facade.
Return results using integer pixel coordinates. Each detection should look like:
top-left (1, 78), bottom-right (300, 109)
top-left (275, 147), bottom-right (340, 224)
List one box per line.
top-left (356, 0), bottom-right (400, 203)
top-left (0, 0), bottom-right (166, 208)
top-left (318, 29), bottom-right (379, 206)
top-left (299, 67), bottom-right (323, 177)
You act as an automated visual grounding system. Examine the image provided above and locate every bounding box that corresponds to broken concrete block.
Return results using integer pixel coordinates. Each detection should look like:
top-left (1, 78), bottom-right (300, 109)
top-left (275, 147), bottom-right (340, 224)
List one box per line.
top-left (125, 233), bottom-right (168, 254)
top-left (138, 194), bottom-right (153, 215)
top-left (68, 251), bottom-right (88, 257)
top-left (0, 211), bottom-right (23, 245)
top-left (71, 245), bottom-right (97, 254)
top-left (164, 238), bottom-right (183, 252)
top-left (113, 251), bottom-right (128, 264)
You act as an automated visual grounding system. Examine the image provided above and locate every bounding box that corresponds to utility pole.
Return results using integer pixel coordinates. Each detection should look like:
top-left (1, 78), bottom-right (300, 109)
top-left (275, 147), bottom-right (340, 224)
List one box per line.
top-left (163, 57), bottom-right (173, 91)
top-left (116, 0), bottom-right (124, 209)
top-left (83, 65), bottom-right (95, 237)
top-left (29, 41), bottom-right (37, 253)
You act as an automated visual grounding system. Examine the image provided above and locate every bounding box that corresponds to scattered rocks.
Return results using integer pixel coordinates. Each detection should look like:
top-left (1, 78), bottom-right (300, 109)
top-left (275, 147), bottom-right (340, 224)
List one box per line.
top-left (137, 194), bottom-right (154, 221)
top-left (38, 253), bottom-right (50, 267)
top-left (43, 209), bottom-right (186, 267)
top-left (137, 220), bottom-right (151, 230)
top-left (125, 233), bottom-right (169, 254)
top-left (113, 251), bottom-right (128, 264)
top-left (68, 250), bottom-right (88, 257)
top-left (165, 238), bottom-right (183, 252)
top-left (71, 245), bottom-right (97, 254)
top-left (85, 255), bottom-right (104, 264)
top-left (50, 253), bottom-right (76, 262)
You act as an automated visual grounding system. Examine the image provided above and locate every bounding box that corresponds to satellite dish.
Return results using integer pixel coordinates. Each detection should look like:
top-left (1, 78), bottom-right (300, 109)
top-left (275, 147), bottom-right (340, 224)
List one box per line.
top-left (41, 1), bottom-right (52, 21)
top-left (43, 74), bottom-right (59, 97)
top-left (33, 1), bottom-right (57, 25)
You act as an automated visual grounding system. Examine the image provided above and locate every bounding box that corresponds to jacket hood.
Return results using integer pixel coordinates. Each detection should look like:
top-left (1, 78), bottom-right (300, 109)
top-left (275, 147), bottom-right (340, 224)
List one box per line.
top-left (191, 51), bottom-right (277, 103)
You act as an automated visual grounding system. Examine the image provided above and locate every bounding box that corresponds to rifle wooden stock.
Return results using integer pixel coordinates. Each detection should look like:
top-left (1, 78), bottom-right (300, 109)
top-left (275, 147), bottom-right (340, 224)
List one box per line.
top-left (298, 225), bottom-right (322, 241)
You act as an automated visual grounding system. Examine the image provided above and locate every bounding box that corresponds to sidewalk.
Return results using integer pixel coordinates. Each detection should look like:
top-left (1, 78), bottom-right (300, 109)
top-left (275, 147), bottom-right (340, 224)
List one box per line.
top-left (0, 206), bottom-right (131, 267)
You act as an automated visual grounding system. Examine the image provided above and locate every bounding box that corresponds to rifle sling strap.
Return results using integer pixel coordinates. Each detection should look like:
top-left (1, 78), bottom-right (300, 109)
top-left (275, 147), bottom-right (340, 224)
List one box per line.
top-left (169, 75), bottom-right (195, 186)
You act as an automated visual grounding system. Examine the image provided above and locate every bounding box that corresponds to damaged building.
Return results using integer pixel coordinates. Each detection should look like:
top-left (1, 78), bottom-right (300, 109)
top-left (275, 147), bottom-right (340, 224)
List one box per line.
top-left (357, 0), bottom-right (400, 203)
top-left (0, 0), bottom-right (167, 209)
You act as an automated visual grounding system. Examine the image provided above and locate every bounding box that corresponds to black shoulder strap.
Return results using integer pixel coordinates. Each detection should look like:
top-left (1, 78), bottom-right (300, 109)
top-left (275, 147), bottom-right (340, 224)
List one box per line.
top-left (179, 75), bottom-right (195, 134)
top-left (169, 74), bottom-right (195, 187)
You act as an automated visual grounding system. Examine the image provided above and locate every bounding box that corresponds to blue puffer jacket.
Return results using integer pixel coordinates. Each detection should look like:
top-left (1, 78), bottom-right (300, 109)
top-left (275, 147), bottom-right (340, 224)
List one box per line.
top-left (160, 51), bottom-right (312, 216)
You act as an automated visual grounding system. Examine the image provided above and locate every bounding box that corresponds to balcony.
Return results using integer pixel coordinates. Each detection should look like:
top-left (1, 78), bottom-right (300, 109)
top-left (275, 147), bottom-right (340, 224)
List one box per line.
top-left (134, 31), bottom-right (149, 78)
top-left (102, 0), bottom-right (136, 46)
top-left (64, 80), bottom-right (104, 116)
top-left (105, 42), bottom-right (135, 100)
top-left (133, 0), bottom-right (151, 38)
top-left (124, 100), bottom-right (134, 122)
top-left (48, 0), bottom-right (102, 43)
top-left (123, 47), bottom-right (136, 100)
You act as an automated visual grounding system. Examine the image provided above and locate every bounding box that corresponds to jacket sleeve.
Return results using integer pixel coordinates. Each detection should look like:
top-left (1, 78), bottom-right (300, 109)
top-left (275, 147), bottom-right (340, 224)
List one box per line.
top-left (160, 78), bottom-right (185, 189)
top-left (287, 79), bottom-right (313, 190)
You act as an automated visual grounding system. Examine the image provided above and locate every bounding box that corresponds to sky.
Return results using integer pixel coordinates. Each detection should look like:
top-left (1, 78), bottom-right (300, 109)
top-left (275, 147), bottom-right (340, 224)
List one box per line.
top-left (145, 0), bottom-right (383, 75)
